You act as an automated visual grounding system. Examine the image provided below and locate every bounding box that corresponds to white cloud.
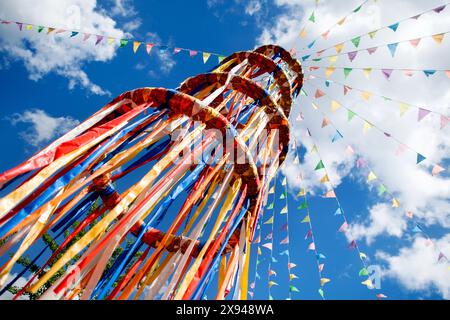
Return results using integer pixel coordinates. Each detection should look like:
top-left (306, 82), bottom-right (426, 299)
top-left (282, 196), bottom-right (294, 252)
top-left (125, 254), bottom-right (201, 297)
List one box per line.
top-left (245, 1), bottom-right (262, 16)
top-left (377, 235), bottom-right (450, 299)
top-left (256, 0), bottom-right (450, 298)
top-left (8, 109), bottom-right (80, 147)
top-left (0, 273), bottom-right (31, 300)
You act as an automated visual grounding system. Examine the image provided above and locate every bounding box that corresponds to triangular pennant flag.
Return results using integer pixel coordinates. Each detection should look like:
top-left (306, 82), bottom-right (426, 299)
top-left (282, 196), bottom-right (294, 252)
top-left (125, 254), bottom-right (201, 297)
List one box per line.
top-left (387, 42), bottom-right (399, 57)
top-left (378, 184), bottom-right (387, 196)
top-left (338, 221), bottom-right (349, 233)
top-left (322, 117), bottom-right (331, 128)
top-left (308, 242), bottom-right (316, 250)
top-left (280, 249), bottom-right (289, 256)
top-left (279, 191), bottom-right (287, 199)
top-left (318, 264), bottom-right (324, 272)
top-left (362, 279), bottom-right (374, 289)
top-left (308, 11), bottom-right (316, 22)
top-left (409, 38), bottom-right (421, 48)
top-left (347, 110), bottom-right (356, 122)
top-left (264, 216), bottom-right (274, 224)
top-left (418, 108), bottom-right (431, 121)
top-left (320, 174), bottom-right (330, 183)
top-left (382, 69), bottom-right (393, 80)
top-left (297, 202), bottom-right (307, 210)
top-left (282, 177), bottom-right (287, 186)
top-left (360, 252), bottom-right (367, 260)
top-left (322, 30), bottom-right (330, 39)
top-left (268, 281), bottom-right (278, 288)
top-left (293, 155), bottom-right (300, 164)
top-left (337, 17), bottom-right (346, 25)
top-left (399, 102), bottom-right (410, 116)
top-left (299, 27), bottom-right (307, 38)
top-left (334, 208), bottom-right (342, 215)
top-left (95, 35), bottom-right (104, 45)
top-left (280, 236), bottom-right (289, 244)
top-left (404, 69), bottom-right (415, 76)
top-left (388, 22), bottom-right (399, 32)
top-left (202, 52), bottom-right (211, 63)
top-left (348, 240), bottom-right (357, 249)
top-left (320, 278), bottom-right (330, 286)
top-left (15, 22), bottom-right (23, 31)
top-left (280, 223), bottom-right (288, 231)
top-left (133, 41), bottom-right (141, 53)
top-left (346, 145), bottom-right (355, 154)
top-left (266, 202), bottom-right (274, 210)
top-left (438, 252), bottom-right (447, 262)
top-left (347, 51), bottom-right (358, 62)
top-left (363, 68), bottom-right (372, 79)
top-left (351, 36), bottom-right (361, 48)
top-left (290, 285), bottom-right (300, 293)
top-left (406, 211), bottom-right (414, 219)
top-left (367, 171), bottom-right (377, 182)
top-left (280, 206), bottom-right (288, 214)
top-left (269, 186), bottom-right (275, 194)
top-left (297, 188), bottom-right (306, 197)
top-left (37, 26), bottom-right (44, 33)
top-left (262, 243), bottom-right (273, 250)
top-left (361, 91), bottom-right (372, 101)
top-left (305, 230), bottom-right (313, 240)
top-left (218, 55), bottom-right (226, 63)
top-left (392, 198), bottom-right (400, 208)
top-left (315, 89), bottom-right (325, 99)
top-left (265, 232), bottom-right (273, 240)
top-left (318, 288), bottom-right (325, 299)
top-left (423, 70), bottom-right (436, 77)
top-left (149, 43), bottom-right (154, 54)
top-left (433, 5), bottom-right (446, 13)
top-left (269, 269), bottom-right (277, 276)
top-left (107, 37), bottom-right (115, 45)
top-left (328, 55), bottom-right (338, 64)
top-left (47, 27), bottom-right (55, 34)
top-left (356, 158), bottom-right (365, 168)
top-left (353, 4), bottom-right (362, 12)
top-left (335, 43), bottom-right (344, 54)
top-left (344, 85), bottom-right (352, 95)
top-left (432, 164), bottom-right (445, 176)
top-left (301, 215), bottom-right (311, 223)
top-left (289, 274), bottom-right (299, 280)
top-left (70, 31), bottom-right (78, 37)
top-left (314, 160), bottom-right (325, 170)
top-left (412, 224), bottom-right (423, 233)
top-left (332, 130), bottom-right (343, 143)
top-left (189, 50), bottom-right (198, 57)
top-left (173, 48), bottom-right (181, 54)
top-left (323, 190), bottom-right (336, 198)
top-left (367, 47), bottom-right (378, 55)
top-left (359, 268), bottom-right (369, 276)
top-left (325, 67), bottom-right (335, 78)
top-left (369, 30), bottom-right (377, 39)
top-left (257, 247), bottom-right (262, 255)
top-left (416, 153), bottom-right (426, 164)
top-left (376, 294), bottom-right (388, 299)
top-left (307, 40), bottom-right (316, 49)
top-left (344, 67), bottom-right (353, 78)
top-left (317, 253), bottom-right (326, 260)
top-left (363, 121), bottom-right (373, 134)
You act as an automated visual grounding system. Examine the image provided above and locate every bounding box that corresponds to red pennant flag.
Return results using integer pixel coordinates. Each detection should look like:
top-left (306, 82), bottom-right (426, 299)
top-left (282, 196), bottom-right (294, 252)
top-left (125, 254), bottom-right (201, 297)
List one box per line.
top-left (146, 43), bottom-right (154, 54)
top-left (348, 240), bottom-right (357, 249)
top-left (315, 89), bottom-right (325, 99)
top-left (344, 85), bottom-right (352, 95)
top-left (189, 50), bottom-right (198, 57)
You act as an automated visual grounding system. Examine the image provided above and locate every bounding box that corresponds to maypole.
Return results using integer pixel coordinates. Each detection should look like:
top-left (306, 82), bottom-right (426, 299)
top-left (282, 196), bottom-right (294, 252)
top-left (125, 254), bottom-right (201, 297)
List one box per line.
top-left (0, 44), bottom-right (303, 300)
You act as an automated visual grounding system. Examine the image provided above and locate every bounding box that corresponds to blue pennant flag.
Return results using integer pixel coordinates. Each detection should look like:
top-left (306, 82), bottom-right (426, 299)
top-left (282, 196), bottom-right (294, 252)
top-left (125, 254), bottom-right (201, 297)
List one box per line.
top-left (388, 22), bottom-right (399, 32)
top-left (331, 130), bottom-right (343, 143)
top-left (334, 207), bottom-right (342, 215)
top-left (423, 70), bottom-right (436, 77)
top-left (302, 54), bottom-right (311, 61)
top-left (387, 43), bottom-right (399, 57)
top-left (307, 40), bottom-right (316, 49)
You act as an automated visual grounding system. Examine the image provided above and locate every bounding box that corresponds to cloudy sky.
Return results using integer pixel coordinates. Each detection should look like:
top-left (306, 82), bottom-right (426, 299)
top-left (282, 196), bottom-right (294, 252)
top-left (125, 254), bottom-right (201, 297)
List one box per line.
top-left (0, 0), bottom-right (448, 300)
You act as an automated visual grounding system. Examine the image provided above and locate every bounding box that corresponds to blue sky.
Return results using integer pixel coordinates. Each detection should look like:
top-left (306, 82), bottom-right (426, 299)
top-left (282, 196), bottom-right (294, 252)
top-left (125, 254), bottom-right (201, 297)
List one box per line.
top-left (0, 0), bottom-right (449, 300)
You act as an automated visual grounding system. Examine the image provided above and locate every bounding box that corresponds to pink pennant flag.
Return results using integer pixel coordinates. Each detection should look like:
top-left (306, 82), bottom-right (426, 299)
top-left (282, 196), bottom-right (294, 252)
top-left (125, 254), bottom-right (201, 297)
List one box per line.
top-left (418, 108), bottom-right (431, 121)
top-left (445, 70), bottom-right (450, 78)
top-left (288, 262), bottom-right (297, 269)
top-left (356, 158), bottom-right (365, 168)
top-left (409, 38), bottom-right (421, 48)
top-left (323, 190), bottom-right (336, 198)
top-left (146, 43), bottom-right (154, 54)
top-left (55, 29), bottom-right (65, 34)
top-left (382, 69), bottom-right (393, 80)
top-left (305, 230), bottom-right (313, 240)
top-left (269, 269), bottom-right (277, 276)
top-left (189, 50), bottom-right (198, 57)
top-left (280, 223), bottom-right (289, 231)
top-left (441, 115), bottom-right (449, 129)
top-left (322, 30), bottom-right (330, 39)
top-left (95, 35), bottom-right (104, 45)
top-left (438, 252), bottom-right (447, 262)
top-left (395, 144), bottom-right (406, 156)
top-left (265, 232), bottom-right (273, 240)
top-left (173, 48), bottom-right (181, 54)
top-left (376, 294), bottom-right (388, 299)
top-left (290, 47), bottom-right (297, 57)
top-left (1, 20), bottom-right (11, 24)
top-left (347, 51), bottom-right (358, 62)
top-left (338, 221), bottom-right (349, 232)
top-left (344, 85), bottom-right (352, 95)
top-left (308, 242), bottom-right (316, 250)
top-left (406, 211), bottom-right (414, 219)
top-left (318, 264), bottom-right (324, 272)
top-left (280, 236), bottom-right (289, 244)
top-left (316, 49), bottom-right (325, 57)
top-left (433, 5), bottom-right (446, 13)
top-left (254, 235), bottom-right (261, 244)
top-left (248, 292), bottom-right (254, 298)
top-left (403, 70), bottom-right (415, 77)
top-left (315, 89), bottom-right (325, 99)
top-left (296, 113), bottom-right (304, 122)
top-left (262, 243), bottom-right (273, 250)
top-left (321, 117), bottom-right (331, 128)
top-left (83, 33), bottom-right (91, 41)
top-left (250, 282), bottom-right (255, 289)
top-left (346, 145), bottom-right (355, 154)
top-left (348, 240), bottom-right (357, 249)
top-left (309, 66), bottom-right (320, 71)
top-left (367, 47), bottom-right (378, 55)
top-left (432, 164), bottom-right (445, 176)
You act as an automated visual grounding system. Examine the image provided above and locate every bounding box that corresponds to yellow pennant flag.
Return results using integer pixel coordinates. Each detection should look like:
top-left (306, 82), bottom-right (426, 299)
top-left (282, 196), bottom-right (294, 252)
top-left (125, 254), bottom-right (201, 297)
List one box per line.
top-left (369, 30), bottom-right (377, 39)
top-left (269, 186), bottom-right (275, 194)
top-left (363, 68), bottom-right (372, 79)
top-left (280, 206), bottom-right (288, 214)
top-left (203, 52), bottom-right (211, 64)
top-left (330, 100), bottom-right (341, 112)
top-left (133, 41), bottom-right (141, 53)
top-left (361, 91), bottom-right (372, 101)
top-left (107, 37), bottom-right (115, 45)
top-left (310, 145), bottom-right (318, 153)
top-left (264, 216), bottom-right (274, 224)
top-left (258, 247), bottom-right (262, 255)
top-left (289, 273), bottom-right (299, 280)
top-left (320, 278), bottom-right (331, 286)
top-left (335, 43), bottom-right (344, 53)
top-left (361, 279), bottom-right (374, 289)
top-left (328, 55), bottom-right (338, 64)
top-left (392, 198), bottom-right (400, 208)
top-left (325, 67), bottom-right (336, 78)
top-left (299, 27), bottom-right (307, 38)
top-left (26, 24), bottom-right (33, 30)
top-left (367, 171), bottom-right (377, 182)
top-left (432, 33), bottom-right (445, 44)
top-left (337, 17), bottom-right (346, 25)
top-left (297, 188), bottom-right (306, 197)
top-left (399, 102), bottom-right (410, 116)
top-left (320, 175), bottom-right (330, 183)
top-left (301, 215), bottom-right (310, 223)
top-left (363, 121), bottom-right (373, 134)
top-left (282, 177), bottom-right (287, 186)
top-left (268, 281), bottom-right (279, 288)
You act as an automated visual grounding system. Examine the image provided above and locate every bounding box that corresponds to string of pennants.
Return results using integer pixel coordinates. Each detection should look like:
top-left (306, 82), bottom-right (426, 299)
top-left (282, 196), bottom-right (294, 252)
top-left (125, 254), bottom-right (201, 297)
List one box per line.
top-left (0, 19), bottom-right (226, 64)
top-left (302, 83), bottom-right (446, 176)
top-left (296, 89), bottom-right (449, 266)
top-left (301, 30), bottom-right (450, 63)
top-left (302, 3), bottom-right (449, 60)
top-left (305, 75), bottom-right (449, 130)
top-left (299, 0), bottom-right (372, 51)
top-left (304, 127), bottom-right (387, 296)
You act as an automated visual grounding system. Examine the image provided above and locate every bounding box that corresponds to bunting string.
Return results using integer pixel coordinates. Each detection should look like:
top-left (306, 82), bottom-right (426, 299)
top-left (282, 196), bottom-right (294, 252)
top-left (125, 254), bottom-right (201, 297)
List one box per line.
top-left (305, 126), bottom-right (387, 296)
top-left (298, 0), bottom-right (320, 41)
top-left (303, 82), bottom-right (447, 174)
top-left (301, 30), bottom-right (450, 62)
top-left (299, 0), bottom-right (374, 52)
top-left (306, 74), bottom-right (449, 122)
top-left (302, 3), bottom-right (449, 60)
top-left (0, 19), bottom-right (226, 64)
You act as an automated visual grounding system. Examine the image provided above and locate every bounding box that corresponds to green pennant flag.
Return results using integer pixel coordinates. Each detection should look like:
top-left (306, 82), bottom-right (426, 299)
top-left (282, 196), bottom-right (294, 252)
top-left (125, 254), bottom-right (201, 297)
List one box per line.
top-left (218, 55), bottom-right (226, 63)
top-left (359, 268), bottom-right (369, 276)
top-left (312, 58), bottom-right (322, 62)
top-left (279, 191), bottom-right (287, 199)
top-left (37, 26), bottom-right (44, 33)
top-left (318, 288), bottom-right (325, 299)
top-left (119, 39), bottom-right (129, 48)
top-left (290, 285), bottom-right (300, 293)
top-left (353, 5), bottom-right (362, 12)
top-left (314, 160), bottom-right (325, 170)
top-left (309, 11), bottom-right (316, 22)
top-left (297, 202), bottom-right (307, 210)
top-left (351, 36), bottom-right (361, 48)
top-left (347, 110), bottom-right (356, 122)
top-left (378, 184), bottom-right (387, 196)
top-left (344, 68), bottom-right (353, 78)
